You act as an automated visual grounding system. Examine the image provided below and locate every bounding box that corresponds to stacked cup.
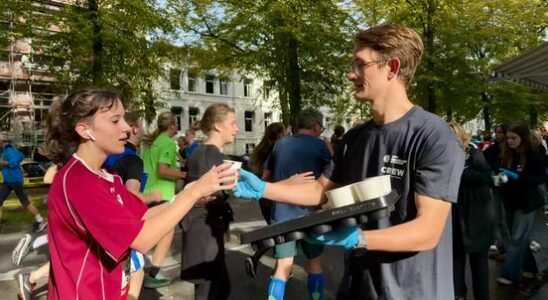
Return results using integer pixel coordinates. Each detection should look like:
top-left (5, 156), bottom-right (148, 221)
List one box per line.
top-left (325, 175), bottom-right (391, 209)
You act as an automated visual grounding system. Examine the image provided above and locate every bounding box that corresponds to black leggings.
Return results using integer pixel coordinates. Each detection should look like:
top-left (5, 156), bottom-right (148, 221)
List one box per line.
top-left (180, 207), bottom-right (231, 300)
top-left (0, 182), bottom-right (30, 208)
top-left (453, 237), bottom-right (490, 300)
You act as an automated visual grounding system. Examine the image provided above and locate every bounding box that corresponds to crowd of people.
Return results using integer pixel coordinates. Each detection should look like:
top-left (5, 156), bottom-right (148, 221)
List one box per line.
top-left (3, 23), bottom-right (547, 300)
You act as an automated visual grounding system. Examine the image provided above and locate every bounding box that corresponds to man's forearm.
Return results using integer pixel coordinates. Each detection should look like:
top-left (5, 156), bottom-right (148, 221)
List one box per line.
top-left (364, 197), bottom-right (451, 252)
top-left (263, 180), bottom-right (324, 206)
top-left (158, 164), bottom-right (185, 180)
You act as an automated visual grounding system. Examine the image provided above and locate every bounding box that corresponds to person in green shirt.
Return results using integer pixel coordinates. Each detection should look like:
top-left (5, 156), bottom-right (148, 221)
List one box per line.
top-left (142, 111), bottom-right (186, 288)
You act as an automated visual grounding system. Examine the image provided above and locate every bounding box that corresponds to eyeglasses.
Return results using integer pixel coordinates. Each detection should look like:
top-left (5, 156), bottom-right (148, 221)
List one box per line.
top-left (351, 60), bottom-right (382, 72)
top-left (317, 123), bottom-right (325, 134)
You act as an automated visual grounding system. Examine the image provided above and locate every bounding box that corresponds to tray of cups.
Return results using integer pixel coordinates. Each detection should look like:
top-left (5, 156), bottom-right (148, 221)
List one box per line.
top-left (240, 175), bottom-right (398, 250)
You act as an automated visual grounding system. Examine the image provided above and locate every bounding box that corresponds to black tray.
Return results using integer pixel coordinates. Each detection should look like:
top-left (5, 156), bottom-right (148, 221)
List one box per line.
top-left (240, 190), bottom-right (398, 250)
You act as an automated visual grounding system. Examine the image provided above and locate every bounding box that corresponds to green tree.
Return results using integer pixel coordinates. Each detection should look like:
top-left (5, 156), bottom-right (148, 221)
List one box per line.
top-left (0, 1), bottom-right (35, 50)
top-left (37, 0), bottom-right (176, 122)
top-left (167, 0), bottom-right (358, 127)
top-left (354, 0), bottom-right (547, 129)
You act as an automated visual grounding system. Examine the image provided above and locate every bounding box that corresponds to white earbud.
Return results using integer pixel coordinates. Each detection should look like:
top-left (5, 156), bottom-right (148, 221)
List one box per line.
top-left (85, 130), bottom-right (96, 141)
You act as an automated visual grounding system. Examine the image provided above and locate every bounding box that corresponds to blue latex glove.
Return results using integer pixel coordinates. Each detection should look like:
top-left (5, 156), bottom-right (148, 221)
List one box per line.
top-left (499, 168), bottom-right (519, 180)
top-left (305, 226), bottom-right (360, 250)
top-left (234, 169), bottom-right (267, 200)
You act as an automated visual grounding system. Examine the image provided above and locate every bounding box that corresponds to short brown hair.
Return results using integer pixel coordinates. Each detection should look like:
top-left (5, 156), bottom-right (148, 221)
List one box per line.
top-left (199, 104), bottom-right (235, 135)
top-left (143, 111), bottom-right (176, 144)
top-left (124, 111), bottom-right (141, 127)
top-left (355, 24), bottom-right (423, 87)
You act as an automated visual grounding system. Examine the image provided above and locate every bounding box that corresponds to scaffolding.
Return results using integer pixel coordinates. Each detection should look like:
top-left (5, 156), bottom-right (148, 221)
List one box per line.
top-left (0, 3), bottom-right (62, 160)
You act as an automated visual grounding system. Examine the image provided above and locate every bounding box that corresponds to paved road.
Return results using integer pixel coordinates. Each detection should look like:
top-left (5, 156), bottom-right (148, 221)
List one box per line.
top-left (1, 198), bottom-right (547, 299)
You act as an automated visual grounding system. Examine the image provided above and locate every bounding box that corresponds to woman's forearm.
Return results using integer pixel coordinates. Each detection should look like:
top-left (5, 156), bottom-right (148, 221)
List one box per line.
top-left (131, 188), bottom-right (199, 253)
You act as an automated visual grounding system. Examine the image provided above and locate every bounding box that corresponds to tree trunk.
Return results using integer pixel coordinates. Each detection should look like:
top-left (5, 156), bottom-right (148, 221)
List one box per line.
top-left (529, 105), bottom-right (537, 129)
top-left (424, 1), bottom-right (436, 113)
top-left (279, 89), bottom-right (290, 127)
top-left (88, 0), bottom-right (103, 83)
top-left (286, 34), bottom-right (301, 129)
top-left (446, 106), bottom-right (452, 122)
top-left (481, 92), bottom-right (491, 132)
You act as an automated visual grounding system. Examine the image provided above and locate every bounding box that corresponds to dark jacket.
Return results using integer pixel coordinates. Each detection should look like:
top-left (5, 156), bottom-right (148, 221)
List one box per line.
top-left (453, 148), bottom-right (497, 253)
top-left (500, 150), bottom-right (546, 213)
top-left (483, 141), bottom-right (501, 172)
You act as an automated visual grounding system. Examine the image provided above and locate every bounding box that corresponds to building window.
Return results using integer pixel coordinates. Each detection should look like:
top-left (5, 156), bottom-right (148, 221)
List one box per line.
top-left (189, 107), bottom-right (199, 128)
top-left (245, 143), bottom-right (255, 155)
top-left (245, 110), bottom-right (255, 132)
top-left (187, 72), bottom-right (197, 92)
top-left (205, 74), bottom-right (215, 94)
top-left (264, 112), bottom-right (272, 129)
top-left (171, 106), bottom-right (183, 131)
top-left (170, 68), bottom-right (181, 90)
top-left (243, 78), bottom-right (252, 97)
top-left (219, 79), bottom-right (228, 95)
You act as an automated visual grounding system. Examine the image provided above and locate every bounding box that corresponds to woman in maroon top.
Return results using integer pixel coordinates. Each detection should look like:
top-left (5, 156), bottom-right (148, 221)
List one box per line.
top-left (43, 89), bottom-right (237, 300)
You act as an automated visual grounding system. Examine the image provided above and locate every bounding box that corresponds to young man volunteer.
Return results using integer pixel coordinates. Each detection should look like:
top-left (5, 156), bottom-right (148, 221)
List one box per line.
top-left (235, 24), bottom-right (464, 300)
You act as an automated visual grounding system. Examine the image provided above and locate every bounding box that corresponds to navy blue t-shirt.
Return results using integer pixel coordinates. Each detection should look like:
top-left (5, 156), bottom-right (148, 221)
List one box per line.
top-left (327, 106), bottom-right (464, 300)
top-left (267, 134), bottom-right (332, 223)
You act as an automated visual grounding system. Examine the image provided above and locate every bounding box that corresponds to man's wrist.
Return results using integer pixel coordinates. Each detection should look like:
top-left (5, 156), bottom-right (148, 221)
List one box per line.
top-left (352, 230), bottom-right (368, 256)
top-left (356, 231), bottom-right (367, 249)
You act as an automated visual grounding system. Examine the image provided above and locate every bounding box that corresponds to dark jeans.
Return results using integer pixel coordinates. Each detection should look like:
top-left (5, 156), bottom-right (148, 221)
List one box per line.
top-left (453, 240), bottom-right (490, 300)
top-left (501, 209), bottom-right (538, 281)
top-left (0, 182), bottom-right (30, 207)
top-left (492, 190), bottom-right (510, 251)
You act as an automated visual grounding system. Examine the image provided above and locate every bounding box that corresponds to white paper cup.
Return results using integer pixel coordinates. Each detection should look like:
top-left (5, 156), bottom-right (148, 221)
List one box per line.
top-left (325, 185), bottom-right (357, 208)
top-left (223, 160), bottom-right (242, 184)
top-left (352, 175), bottom-right (391, 202)
top-left (223, 160), bottom-right (242, 171)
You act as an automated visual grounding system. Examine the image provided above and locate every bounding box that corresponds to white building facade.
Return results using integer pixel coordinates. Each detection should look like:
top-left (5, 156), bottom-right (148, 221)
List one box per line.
top-left (155, 66), bottom-right (283, 155)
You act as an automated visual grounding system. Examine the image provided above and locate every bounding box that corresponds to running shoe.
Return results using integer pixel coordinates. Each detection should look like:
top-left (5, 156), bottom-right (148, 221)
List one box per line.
top-left (17, 273), bottom-right (34, 300)
top-left (12, 234), bottom-right (32, 266)
top-left (143, 273), bottom-right (172, 289)
top-left (496, 277), bottom-right (513, 285)
top-left (530, 240), bottom-right (541, 252)
top-left (245, 256), bottom-right (258, 278)
top-left (32, 221), bottom-right (47, 233)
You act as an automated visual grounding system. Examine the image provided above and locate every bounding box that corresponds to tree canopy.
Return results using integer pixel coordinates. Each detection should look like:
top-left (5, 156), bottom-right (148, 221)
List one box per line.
top-left (3, 0), bottom-right (547, 128)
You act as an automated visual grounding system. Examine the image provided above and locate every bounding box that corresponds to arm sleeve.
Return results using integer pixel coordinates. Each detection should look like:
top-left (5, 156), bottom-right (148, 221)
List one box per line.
top-left (414, 137), bottom-right (465, 203)
top-left (66, 176), bottom-right (144, 261)
top-left (115, 156), bottom-right (144, 182)
top-left (158, 142), bottom-right (176, 166)
top-left (319, 140), bottom-right (333, 174)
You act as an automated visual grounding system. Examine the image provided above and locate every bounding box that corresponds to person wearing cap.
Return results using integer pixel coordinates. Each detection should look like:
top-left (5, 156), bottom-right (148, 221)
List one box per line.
top-left (0, 134), bottom-right (46, 232)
